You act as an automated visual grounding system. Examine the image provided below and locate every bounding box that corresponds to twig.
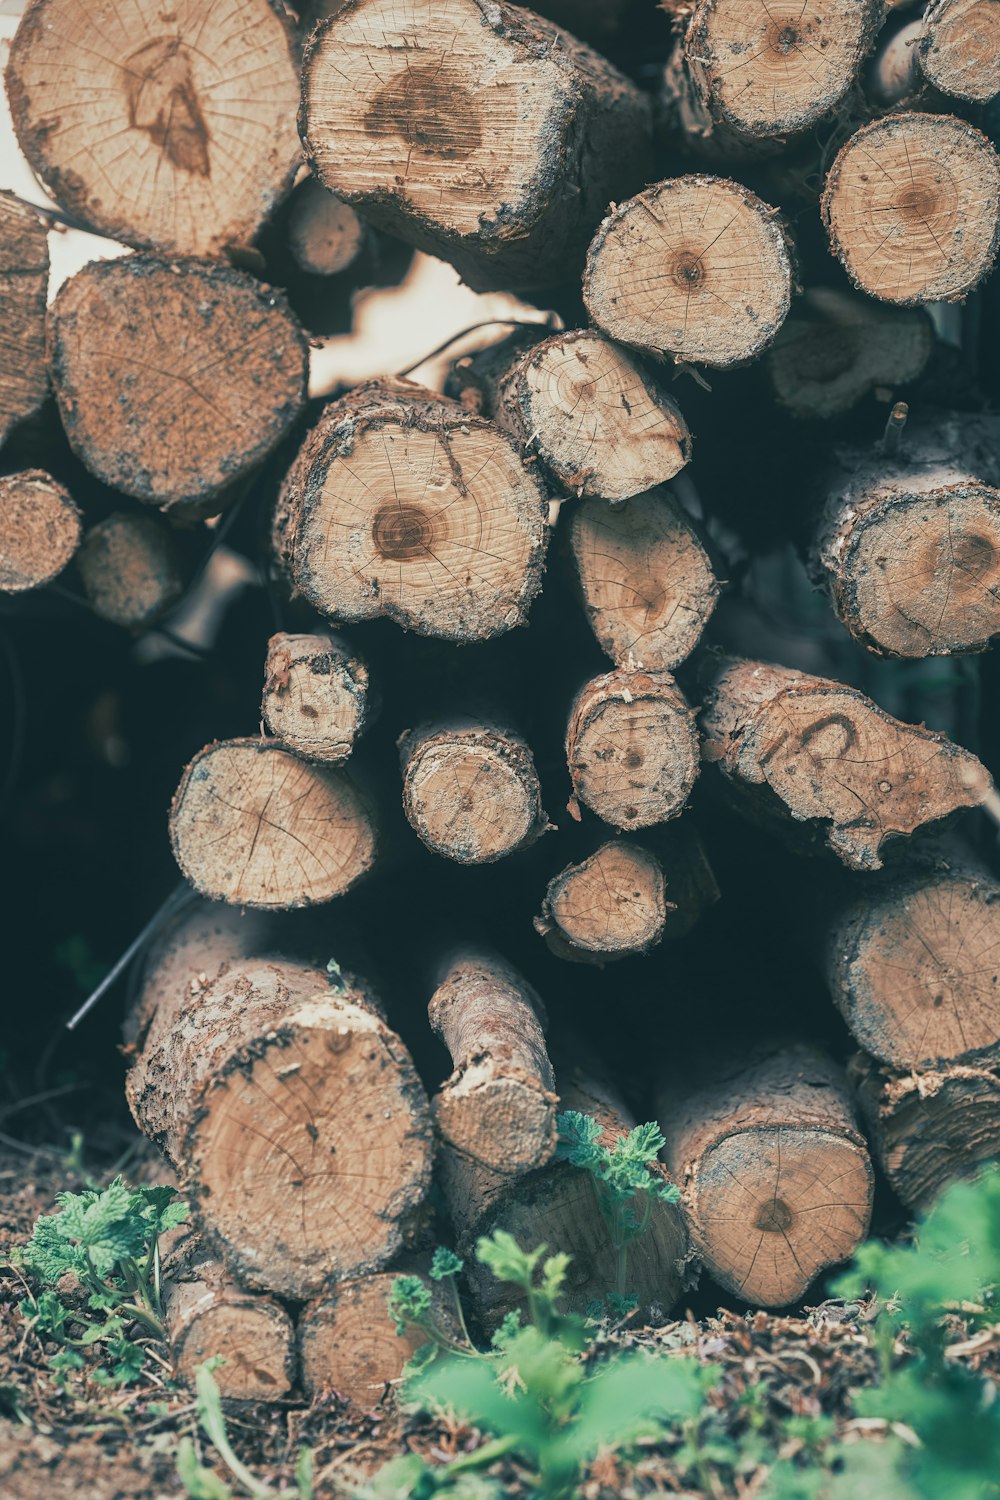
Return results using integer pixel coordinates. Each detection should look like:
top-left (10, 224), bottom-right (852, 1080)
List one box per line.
top-left (394, 318), bottom-right (555, 381)
top-left (66, 883), bottom-right (195, 1031)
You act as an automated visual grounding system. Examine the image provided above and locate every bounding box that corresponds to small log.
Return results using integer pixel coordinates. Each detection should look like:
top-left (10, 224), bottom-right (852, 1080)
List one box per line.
top-left (165, 1262), bottom-right (295, 1401)
top-left (566, 669), bottom-right (699, 831)
top-left (452, 330), bottom-right (691, 504)
top-left (429, 951), bottom-right (556, 1174)
top-left (584, 176), bottom-right (794, 369)
top-left (299, 0), bottom-right (652, 292)
top-left (851, 1053), bottom-right (1000, 1210)
top-left (826, 862), bottom-right (1000, 1071)
top-left (127, 957), bottom-right (433, 1297)
top-left (0, 192), bottom-right (48, 446)
top-left (6, 0), bottom-right (299, 259)
top-left (0, 469), bottom-right (81, 593)
top-left (810, 413), bottom-right (1000, 657)
top-left (286, 177), bottom-right (369, 278)
top-left (699, 658), bottom-right (989, 871)
top-left (272, 381), bottom-right (549, 642)
top-left (399, 720), bottom-right (546, 865)
top-left (864, 17), bottom-right (925, 107)
top-left (658, 1044), bottom-right (874, 1307)
top-left (919, 0), bottom-right (1000, 102)
top-left (569, 490), bottom-right (719, 672)
top-left (821, 112), bottom-right (1000, 306)
top-left (170, 739), bottom-right (377, 908)
top-left (262, 631), bottom-right (372, 765)
top-left (76, 512), bottom-right (187, 629)
top-left (765, 288), bottom-right (933, 421)
top-left (48, 255), bottom-right (308, 516)
top-left (535, 841), bottom-right (669, 964)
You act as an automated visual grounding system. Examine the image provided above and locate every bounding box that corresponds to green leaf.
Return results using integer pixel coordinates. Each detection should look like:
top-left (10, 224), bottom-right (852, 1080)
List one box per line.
top-left (539, 1252), bottom-right (571, 1305)
top-left (388, 1275), bottom-right (431, 1335)
top-left (177, 1437), bottom-right (235, 1500)
top-left (294, 1446), bottom-right (313, 1500)
top-left (429, 1248), bottom-right (463, 1282)
top-left (619, 1121), bottom-right (666, 1165)
top-left (475, 1231), bottom-right (545, 1290)
top-left (555, 1111), bottom-right (603, 1168)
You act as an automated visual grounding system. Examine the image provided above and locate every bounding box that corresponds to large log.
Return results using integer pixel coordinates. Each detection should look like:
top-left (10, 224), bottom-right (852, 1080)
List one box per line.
top-left (165, 1260), bottom-right (295, 1402)
top-left (699, 658), bottom-right (989, 870)
top-left (0, 192), bottom-right (48, 446)
top-left (272, 381), bottom-right (550, 642)
top-left (262, 631), bottom-right (373, 765)
top-left (0, 470), bottom-right (81, 594)
top-left (77, 512), bottom-right (188, 630)
top-left (6, 0), bottom-right (300, 259)
top-left (658, 1044), bottom-right (874, 1307)
top-left (918, 0), bottom-right (1000, 102)
top-left (299, 0), bottom-right (652, 292)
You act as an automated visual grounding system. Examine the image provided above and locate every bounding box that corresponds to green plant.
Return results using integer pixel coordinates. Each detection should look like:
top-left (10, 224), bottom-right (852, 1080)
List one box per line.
top-left (177, 1360), bottom-right (314, 1500)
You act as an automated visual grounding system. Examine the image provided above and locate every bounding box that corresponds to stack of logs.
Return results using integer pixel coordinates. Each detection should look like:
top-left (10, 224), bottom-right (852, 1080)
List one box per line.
top-left (3, 0), bottom-right (1000, 1408)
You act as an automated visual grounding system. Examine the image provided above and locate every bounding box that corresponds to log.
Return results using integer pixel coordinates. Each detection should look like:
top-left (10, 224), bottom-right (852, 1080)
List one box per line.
top-left (658, 1044), bottom-right (874, 1307)
top-left (0, 192), bottom-right (48, 446)
top-left (534, 841), bottom-right (670, 964)
top-left (764, 288), bottom-right (933, 421)
top-left (272, 381), bottom-right (550, 642)
top-left (584, 176), bottom-right (794, 369)
top-left (826, 862), bottom-right (1000, 1071)
top-left (299, 0), bottom-right (653, 292)
top-left (76, 512), bottom-right (187, 630)
top-left (0, 470), bottom-right (81, 594)
top-left (48, 255), bottom-right (309, 517)
top-left (262, 631), bottom-right (372, 765)
top-left (450, 330), bottom-right (692, 504)
top-left (699, 658), bottom-right (989, 871)
top-left (569, 490), bottom-right (719, 672)
top-left (919, 0), bottom-right (1000, 102)
top-left (821, 112), bottom-right (1000, 306)
top-left (127, 956), bottom-right (433, 1297)
top-left (286, 177), bottom-right (369, 278)
top-left (851, 1053), bottom-right (1000, 1210)
top-left (165, 1261), bottom-right (295, 1401)
top-left (566, 669), bottom-right (699, 831)
top-left (6, 0), bottom-right (300, 259)
top-left (169, 739), bottom-right (377, 908)
top-left (810, 413), bottom-right (1000, 657)
top-left (864, 16), bottom-right (924, 107)
top-left (399, 720), bottom-right (547, 865)
top-left (428, 951), bottom-right (557, 1174)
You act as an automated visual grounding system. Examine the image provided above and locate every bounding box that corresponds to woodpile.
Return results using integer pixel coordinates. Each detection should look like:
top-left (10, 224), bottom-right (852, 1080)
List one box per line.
top-left (5, 0), bottom-right (1000, 1411)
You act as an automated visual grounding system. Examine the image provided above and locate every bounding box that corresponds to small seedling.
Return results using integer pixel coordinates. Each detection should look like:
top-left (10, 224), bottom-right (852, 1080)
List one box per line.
top-left (178, 1360), bottom-right (314, 1500)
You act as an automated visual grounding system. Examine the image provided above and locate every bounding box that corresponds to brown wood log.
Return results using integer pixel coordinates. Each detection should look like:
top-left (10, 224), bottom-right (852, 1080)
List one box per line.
top-left (262, 631), bottom-right (372, 765)
top-left (6, 0), bottom-right (300, 260)
top-left (0, 469), bottom-right (81, 593)
top-left (169, 739), bottom-right (377, 908)
top-left (429, 952), bottom-right (557, 1174)
top-left (0, 192), bottom-right (48, 446)
top-left (399, 720), bottom-right (547, 865)
top-left (864, 16), bottom-right (925, 106)
top-left (165, 1261), bottom-right (295, 1401)
top-left (810, 413), bottom-right (1000, 657)
top-left (450, 330), bottom-right (691, 504)
top-left (76, 512), bottom-right (187, 629)
top-left (286, 177), bottom-right (369, 278)
top-left (299, 0), bottom-right (653, 292)
top-left (566, 669), bottom-right (699, 832)
top-left (584, 176), bottom-right (794, 369)
top-left (826, 862), bottom-right (1000, 1071)
top-left (765, 288), bottom-right (933, 420)
top-left (658, 1044), bottom-right (874, 1307)
top-left (919, 0), bottom-right (1000, 102)
top-left (821, 112), bottom-right (1000, 306)
top-left (699, 658), bottom-right (989, 871)
top-left (569, 490), bottom-right (719, 672)
top-left (272, 381), bottom-right (550, 642)
top-left (48, 255), bottom-right (308, 517)
top-left (127, 956), bottom-right (433, 1297)
top-left (851, 1053), bottom-right (1000, 1210)
top-left (440, 1066), bottom-right (688, 1328)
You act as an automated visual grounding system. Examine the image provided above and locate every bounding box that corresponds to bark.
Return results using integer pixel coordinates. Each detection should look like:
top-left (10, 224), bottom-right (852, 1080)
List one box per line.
top-left (535, 841), bottom-right (670, 964)
top-left (399, 719), bottom-right (547, 865)
top-left (169, 738), bottom-right (377, 908)
top-left (584, 176), bottom-right (794, 369)
top-left (699, 657), bottom-right (989, 871)
top-left (0, 192), bottom-right (48, 446)
top-left (286, 177), bottom-right (369, 277)
top-left (48, 255), bottom-right (308, 518)
top-left (299, 0), bottom-right (653, 292)
top-left (810, 413), bottom-right (1000, 657)
top-left (165, 1260), bottom-right (295, 1401)
top-left (6, 0), bottom-right (300, 260)
top-left (569, 490), bottom-right (719, 672)
top-left (821, 113), bottom-right (1000, 306)
top-left (429, 951), bottom-right (557, 1174)
top-left (0, 470), bottom-right (81, 593)
top-left (566, 669), bottom-right (699, 832)
top-left (918, 0), bottom-right (1000, 102)
top-left (77, 512), bottom-right (188, 629)
top-left (657, 1043), bottom-right (874, 1307)
top-left (272, 380), bottom-right (550, 642)
top-left (764, 288), bottom-right (933, 421)
top-left (127, 957), bottom-right (433, 1297)
top-left (262, 631), bottom-right (373, 764)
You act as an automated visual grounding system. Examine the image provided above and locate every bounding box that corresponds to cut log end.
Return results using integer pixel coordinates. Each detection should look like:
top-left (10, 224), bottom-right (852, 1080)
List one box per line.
top-left (262, 632), bottom-right (371, 764)
top-left (0, 470), bottom-right (81, 593)
top-left (0, 191), bottom-right (49, 446)
top-left (822, 113), bottom-right (1000, 306)
top-left (919, 0), bottom-right (1000, 103)
top-left (287, 178), bottom-right (368, 277)
top-left (170, 739), bottom-right (376, 908)
top-left (584, 176), bottom-right (793, 369)
top-left (77, 512), bottom-right (186, 628)
top-left (166, 1278), bottom-right (295, 1401)
top-left (300, 1273), bottom-right (441, 1407)
top-left (536, 842), bottom-right (670, 963)
top-left (401, 723), bottom-right (546, 864)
